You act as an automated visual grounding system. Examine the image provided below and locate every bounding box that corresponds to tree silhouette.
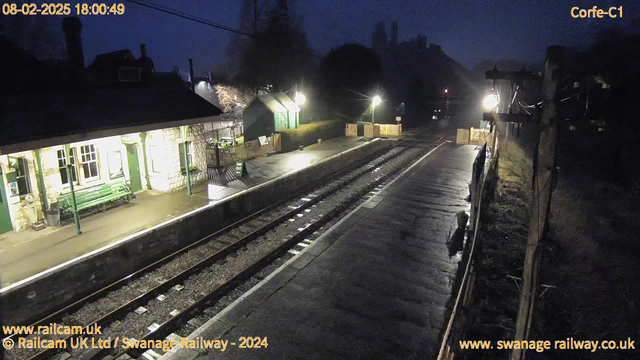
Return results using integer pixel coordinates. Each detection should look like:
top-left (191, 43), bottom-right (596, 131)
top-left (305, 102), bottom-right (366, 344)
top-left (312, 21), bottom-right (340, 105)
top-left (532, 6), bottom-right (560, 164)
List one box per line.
top-left (319, 43), bottom-right (383, 120)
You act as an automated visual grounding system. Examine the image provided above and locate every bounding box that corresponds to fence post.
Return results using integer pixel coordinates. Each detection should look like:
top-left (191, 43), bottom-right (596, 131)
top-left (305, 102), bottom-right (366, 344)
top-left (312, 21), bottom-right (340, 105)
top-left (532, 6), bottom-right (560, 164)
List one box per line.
top-left (511, 46), bottom-right (563, 360)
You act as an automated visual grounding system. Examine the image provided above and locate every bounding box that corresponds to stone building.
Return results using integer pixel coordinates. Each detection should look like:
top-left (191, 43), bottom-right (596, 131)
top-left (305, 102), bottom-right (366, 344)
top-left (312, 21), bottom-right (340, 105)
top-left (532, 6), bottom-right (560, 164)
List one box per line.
top-left (0, 16), bottom-right (222, 234)
top-left (0, 87), bottom-right (220, 234)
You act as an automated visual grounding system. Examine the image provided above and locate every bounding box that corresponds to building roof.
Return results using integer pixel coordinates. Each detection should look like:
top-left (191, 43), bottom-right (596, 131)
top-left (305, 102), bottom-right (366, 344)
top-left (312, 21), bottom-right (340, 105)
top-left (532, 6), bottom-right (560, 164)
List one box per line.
top-left (87, 49), bottom-right (138, 72)
top-left (247, 92), bottom-right (299, 114)
top-left (0, 87), bottom-right (222, 154)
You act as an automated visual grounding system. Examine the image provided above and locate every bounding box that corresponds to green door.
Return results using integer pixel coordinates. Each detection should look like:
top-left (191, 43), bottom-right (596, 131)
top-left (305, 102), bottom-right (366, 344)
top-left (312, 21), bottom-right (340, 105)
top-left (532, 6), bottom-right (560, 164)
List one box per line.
top-left (125, 144), bottom-right (143, 193)
top-left (0, 171), bottom-right (13, 234)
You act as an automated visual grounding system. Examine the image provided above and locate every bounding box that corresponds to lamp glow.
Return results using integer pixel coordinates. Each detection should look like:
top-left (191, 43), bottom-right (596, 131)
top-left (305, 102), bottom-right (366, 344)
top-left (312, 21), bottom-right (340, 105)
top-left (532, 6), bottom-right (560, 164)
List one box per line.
top-left (372, 95), bottom-right (382, 107)
top-left (295, 92), bottom-right (306, 105)
top-left (483, 94), bottom-right (499, 110)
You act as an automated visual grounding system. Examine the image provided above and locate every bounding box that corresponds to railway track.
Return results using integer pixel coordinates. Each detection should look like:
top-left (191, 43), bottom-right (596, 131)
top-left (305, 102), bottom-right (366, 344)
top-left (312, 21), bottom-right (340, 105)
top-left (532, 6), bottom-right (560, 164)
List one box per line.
top-left (3, 142), bottom-right (442, 360)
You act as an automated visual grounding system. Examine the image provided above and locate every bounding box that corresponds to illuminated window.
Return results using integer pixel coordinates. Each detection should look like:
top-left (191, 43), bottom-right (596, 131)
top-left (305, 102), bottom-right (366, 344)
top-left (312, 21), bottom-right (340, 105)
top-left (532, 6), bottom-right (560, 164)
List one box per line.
top-left (107, 151), bottom-right (124, 179)
top-left (57, 148), bottom-right (78, 186)
top-left (178, 142), bottom-right (192, 173)
top-left (15, 157), bottom-right (31, 195)
top-left (80, 144), bottom-right (100, 180)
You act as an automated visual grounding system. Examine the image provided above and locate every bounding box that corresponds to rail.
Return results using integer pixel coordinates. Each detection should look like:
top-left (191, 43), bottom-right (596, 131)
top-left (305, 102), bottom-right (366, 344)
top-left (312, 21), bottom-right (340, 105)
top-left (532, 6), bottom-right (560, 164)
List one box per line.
top-left (16, 143), bottom-right (406, 360)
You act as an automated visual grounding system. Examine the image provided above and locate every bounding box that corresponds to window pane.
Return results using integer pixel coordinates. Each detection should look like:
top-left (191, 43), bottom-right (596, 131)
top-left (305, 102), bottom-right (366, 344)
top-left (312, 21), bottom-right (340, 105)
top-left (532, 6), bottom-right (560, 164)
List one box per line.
top-left (83, 163), bottom-right (90, 178)
top-left (62, 170), bottom-right (69, 185)
top-left (17, 178), bottom-right (28, 195)
top-left (58, 148), bottom-right (79, 185)
top-left (89, 162), bottom-right (98, 177)
top-left (16, 157), bottom-right (30, 195)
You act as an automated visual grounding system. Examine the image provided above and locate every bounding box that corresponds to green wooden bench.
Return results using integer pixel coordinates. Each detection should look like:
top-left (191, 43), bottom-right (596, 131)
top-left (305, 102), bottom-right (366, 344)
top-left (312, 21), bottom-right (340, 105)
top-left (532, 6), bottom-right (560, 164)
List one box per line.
top-left (57, 178), bottom-right (133, 215)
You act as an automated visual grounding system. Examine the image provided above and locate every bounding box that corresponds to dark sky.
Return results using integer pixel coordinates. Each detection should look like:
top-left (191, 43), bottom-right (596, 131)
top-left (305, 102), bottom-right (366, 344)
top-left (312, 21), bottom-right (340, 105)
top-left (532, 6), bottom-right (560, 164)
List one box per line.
top-left (34, 0), bottom-right (640, 75)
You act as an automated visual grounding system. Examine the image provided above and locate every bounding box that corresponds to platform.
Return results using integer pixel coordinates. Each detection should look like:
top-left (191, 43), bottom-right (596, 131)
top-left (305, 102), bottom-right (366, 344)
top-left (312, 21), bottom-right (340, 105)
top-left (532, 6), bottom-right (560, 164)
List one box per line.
top-left (0, 136), bottom-right (372, 288)
top-left (164, 142), bottom-right (478, 360)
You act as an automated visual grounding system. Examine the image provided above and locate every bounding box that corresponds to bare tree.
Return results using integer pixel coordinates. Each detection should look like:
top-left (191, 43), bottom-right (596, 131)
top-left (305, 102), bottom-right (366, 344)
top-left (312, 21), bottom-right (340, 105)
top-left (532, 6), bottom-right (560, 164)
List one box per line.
top-left (0, 10), bottom-right (63, 60)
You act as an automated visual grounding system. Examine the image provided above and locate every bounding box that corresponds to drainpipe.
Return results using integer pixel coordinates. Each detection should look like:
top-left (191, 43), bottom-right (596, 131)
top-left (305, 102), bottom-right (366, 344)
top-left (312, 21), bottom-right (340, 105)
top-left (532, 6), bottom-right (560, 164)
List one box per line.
top-left (182, 126), bottom-right (192, 196)
top-left (64, 144), bottom-right (81, 235)
top-left (34, 149), bottom-right (48, 211)
top-left (139, 132), bottom-right (152, 190)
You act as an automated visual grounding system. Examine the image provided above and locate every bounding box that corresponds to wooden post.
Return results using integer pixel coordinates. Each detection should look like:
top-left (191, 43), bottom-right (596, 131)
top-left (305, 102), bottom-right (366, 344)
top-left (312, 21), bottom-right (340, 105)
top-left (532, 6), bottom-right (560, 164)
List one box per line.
top-left (511, 46), bottom-right (563, 360)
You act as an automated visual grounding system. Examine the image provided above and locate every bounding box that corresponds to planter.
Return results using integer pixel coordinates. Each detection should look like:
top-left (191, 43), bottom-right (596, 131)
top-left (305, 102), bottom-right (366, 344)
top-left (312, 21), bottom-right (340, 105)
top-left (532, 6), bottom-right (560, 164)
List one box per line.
top-left (45, 208), bottom-right (60, 227)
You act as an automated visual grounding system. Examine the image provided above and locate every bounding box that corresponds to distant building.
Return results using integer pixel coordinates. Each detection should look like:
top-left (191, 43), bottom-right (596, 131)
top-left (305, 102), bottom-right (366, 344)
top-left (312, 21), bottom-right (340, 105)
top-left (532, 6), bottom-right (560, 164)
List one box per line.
top-left (0, 17), bottom-right (221, 235)
top-left (370, 22), bottom-right (473, 123)
top-left (243, 93), bottom-right (300, 141)
top-left (87, 44), bottom-right (154, 86)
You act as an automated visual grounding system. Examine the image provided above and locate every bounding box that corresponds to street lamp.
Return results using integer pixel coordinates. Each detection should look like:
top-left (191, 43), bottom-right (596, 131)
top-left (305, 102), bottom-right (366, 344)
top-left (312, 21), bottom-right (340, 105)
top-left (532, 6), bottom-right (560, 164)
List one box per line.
top-left (371, 95), bottom-right (382, 124)
top-left (483, 94), bottom-right (499, 111)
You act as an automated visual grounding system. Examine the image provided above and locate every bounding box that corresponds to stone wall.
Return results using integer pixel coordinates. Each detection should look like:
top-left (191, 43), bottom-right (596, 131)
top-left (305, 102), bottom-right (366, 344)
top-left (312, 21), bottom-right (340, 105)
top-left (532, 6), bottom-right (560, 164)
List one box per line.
top-left (146, 124), bottom-right (207, 192)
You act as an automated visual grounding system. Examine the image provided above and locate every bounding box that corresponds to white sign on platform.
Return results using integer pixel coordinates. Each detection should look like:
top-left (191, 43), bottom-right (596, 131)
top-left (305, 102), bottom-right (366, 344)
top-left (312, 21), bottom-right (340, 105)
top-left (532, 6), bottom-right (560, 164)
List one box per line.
top-left (395, 116), bottom-right (401, 122)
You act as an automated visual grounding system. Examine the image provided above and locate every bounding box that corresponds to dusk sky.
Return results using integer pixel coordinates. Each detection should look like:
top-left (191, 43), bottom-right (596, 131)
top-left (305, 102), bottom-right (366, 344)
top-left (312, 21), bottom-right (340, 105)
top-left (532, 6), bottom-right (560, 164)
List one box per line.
top-left (30, 0), bottom-right (640, 75)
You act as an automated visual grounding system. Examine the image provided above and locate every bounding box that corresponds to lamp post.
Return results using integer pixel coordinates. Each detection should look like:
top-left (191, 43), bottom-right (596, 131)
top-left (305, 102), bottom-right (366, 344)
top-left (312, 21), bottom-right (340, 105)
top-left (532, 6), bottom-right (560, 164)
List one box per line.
top-left (444, 88), bottom-right (449, 111)
top-left (295, 91), bottom-right (306, 126)
top-left (371, 95), bottom-right (382, 125)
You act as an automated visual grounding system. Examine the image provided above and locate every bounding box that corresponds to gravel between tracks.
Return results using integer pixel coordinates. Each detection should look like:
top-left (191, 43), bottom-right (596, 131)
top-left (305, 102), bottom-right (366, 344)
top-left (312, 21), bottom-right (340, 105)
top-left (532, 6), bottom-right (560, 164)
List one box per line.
top-left (5, 146), bottom-right (419, 360)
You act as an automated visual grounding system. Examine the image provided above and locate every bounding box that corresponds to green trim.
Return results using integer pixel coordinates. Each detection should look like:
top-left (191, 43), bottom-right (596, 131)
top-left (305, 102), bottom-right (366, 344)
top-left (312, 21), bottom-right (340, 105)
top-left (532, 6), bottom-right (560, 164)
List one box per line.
top-left (181, 126), bottom-right (192, 196)
top-left (34, 149), bottom-right (48, 211)
top-left (64, 144), bottom-right (82, 235)
top-left (140, 132), bottom-right (152, 190)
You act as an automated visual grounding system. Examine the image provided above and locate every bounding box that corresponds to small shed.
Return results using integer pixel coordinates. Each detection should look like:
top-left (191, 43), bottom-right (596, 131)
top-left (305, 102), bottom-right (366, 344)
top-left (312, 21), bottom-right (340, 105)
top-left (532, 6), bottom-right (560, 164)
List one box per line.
top-left (243, 93), bottom-right (299, 141)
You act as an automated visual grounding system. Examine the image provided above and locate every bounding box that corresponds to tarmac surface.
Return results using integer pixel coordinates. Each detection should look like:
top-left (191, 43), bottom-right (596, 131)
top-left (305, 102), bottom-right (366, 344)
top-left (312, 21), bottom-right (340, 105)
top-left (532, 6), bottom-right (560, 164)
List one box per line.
top-left (164, 141), bottom-right (478, 360)
top-left (0, 137), bottom-right (369, 287)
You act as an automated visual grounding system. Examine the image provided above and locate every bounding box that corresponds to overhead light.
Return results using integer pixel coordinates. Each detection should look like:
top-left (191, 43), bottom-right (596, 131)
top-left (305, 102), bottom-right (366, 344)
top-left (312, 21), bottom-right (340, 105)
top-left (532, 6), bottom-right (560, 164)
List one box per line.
top-left (372, 95), bottom-right (382, 107)
top-left (295, 92), bottom-right (306, 105)
top-left (483, 94), bottom-right (499, 110)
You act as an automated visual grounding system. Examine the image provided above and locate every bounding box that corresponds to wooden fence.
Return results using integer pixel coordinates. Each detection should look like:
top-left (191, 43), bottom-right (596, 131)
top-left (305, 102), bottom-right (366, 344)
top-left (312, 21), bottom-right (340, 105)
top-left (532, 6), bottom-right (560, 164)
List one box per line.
top-left (206, 133), bottom-right (281, 170)
top-left (345, 123), bottom-right (357, 137)
top-left (438, 131), bottom-right (500, 360)
top-left (456, 127), bottom-right (494, 146)
top-left (378, 124), bottom-right (402, 136)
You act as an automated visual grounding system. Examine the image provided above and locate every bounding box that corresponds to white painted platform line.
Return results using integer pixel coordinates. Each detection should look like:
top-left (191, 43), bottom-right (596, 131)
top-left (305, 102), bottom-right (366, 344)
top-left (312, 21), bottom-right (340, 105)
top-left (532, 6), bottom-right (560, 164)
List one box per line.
top-left (288, 249), bottom-right (300, 255)
top-left (297, 243), bottom-right (309, 248)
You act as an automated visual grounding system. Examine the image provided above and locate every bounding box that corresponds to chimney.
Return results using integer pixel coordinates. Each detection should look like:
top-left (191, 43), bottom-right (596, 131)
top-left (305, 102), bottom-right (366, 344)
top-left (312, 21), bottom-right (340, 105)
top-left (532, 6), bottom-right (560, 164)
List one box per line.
top-left (62, 17), bottom-right (84, 70)
top-left (391, 21), bottom-right (398, 45)
top-left (140, 44), bottom-right (147, 59)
